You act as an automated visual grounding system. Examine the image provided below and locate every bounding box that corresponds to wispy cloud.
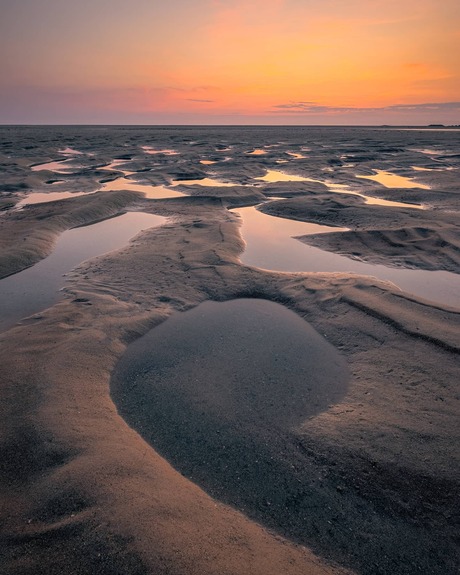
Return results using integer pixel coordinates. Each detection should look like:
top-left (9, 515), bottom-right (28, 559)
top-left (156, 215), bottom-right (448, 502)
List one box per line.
top-left (186, 98), bottom-right (215, 103)
top-left (271, 101), bottom-right (460, 114)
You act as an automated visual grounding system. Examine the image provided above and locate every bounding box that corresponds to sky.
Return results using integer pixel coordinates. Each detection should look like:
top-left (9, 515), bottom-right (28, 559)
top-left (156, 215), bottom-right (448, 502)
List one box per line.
top-left (1, 0), bottom-right (459, 124)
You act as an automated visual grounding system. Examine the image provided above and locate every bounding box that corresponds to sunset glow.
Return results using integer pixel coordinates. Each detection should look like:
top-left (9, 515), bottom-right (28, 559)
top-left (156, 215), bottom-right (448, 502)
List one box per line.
top-left (1, 0), bottom-right (459, 124)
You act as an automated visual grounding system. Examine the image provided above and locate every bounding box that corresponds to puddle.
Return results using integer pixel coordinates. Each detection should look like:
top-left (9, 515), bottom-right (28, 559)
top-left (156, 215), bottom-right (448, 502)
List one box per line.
top-left (412, 165), bottom-right (453, 172)
top-left (0, 212), bottom-right (165, 331)
top-left (59, 147), bottom-right (83, 155)
top-left (101, 178), bottom-right (185, 199)
top-left (101, 160), bottom-right (136, 175)
top-left (235, 206), bottom-right (460, 309)
top-left (287, 152), bottom-right (307, 159)
top-left (31, 148), bottom-right (85, 172)
top-left (16, 191), bottom-right (91, 208)
top-left (357, 170), bottom-right (430, 189)
top-left (256, 170), bottom-right (309, 183)
top-left (411, 148), bottom-right (444, 156)
top-left (171, 177), bottom-right (237, 187)
top-left (100, 161), bottom-right (185, 198)
top-left (31, 159), bottom-right (75, 173)
top-left (142, 146), bottom-right (178, 155)
top-left (326, 182), bottom-right (423, 209)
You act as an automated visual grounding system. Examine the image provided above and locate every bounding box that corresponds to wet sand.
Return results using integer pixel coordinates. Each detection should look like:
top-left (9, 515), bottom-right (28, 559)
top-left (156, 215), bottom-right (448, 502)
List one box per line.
top-left (0, 126), bottom-right (459, 575)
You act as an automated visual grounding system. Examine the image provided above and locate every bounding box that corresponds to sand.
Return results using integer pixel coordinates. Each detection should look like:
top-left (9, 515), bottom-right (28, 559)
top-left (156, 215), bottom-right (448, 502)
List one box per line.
top-left (0, 126), bottom-right (459, 575)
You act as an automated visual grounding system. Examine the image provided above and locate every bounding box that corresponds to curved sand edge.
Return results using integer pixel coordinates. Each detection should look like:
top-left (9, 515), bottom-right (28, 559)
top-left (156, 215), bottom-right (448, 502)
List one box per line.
top-left (0, 190), bottom-right (143, 279)
top-left (0, 298), bottom-right (351, 575)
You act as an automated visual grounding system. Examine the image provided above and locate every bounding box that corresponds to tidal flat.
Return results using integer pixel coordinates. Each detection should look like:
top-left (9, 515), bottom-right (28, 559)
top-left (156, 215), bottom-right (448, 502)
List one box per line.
top-left (0, 126), bottom-right (459, 575)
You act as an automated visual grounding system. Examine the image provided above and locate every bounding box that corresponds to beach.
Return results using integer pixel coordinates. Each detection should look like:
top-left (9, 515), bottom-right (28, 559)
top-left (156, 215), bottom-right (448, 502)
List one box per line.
top-left (0, 126), bottom-right (459, 575)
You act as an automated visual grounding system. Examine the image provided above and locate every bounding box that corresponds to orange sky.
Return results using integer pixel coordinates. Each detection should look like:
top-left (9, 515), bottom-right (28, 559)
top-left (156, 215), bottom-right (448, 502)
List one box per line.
top-left (1, 0), bottom-right (459, 123)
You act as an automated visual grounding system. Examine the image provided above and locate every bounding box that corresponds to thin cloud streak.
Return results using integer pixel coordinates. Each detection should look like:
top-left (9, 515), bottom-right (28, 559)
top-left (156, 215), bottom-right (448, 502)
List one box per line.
top-left (271, 101), bottom-right (460, 115)
top-left (186, 99), bottom-right (216, 103)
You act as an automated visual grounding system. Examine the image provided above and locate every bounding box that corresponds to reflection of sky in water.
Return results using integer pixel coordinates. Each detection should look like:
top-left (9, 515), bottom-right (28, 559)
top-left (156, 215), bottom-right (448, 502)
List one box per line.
top-left (101, 161), bottom-right (185, 198)
top-left (141, 146), bottom-right (178, 155)
top-left (171, 177), bottom-right (236, 187)
top-left (31, 159), bottom-right (75, 173)
top-left (246, 149), bottom-right (267, 155)
top-left (326, 182), bottom-right (423, 209)
top-left (58, 147), bottom-right (83, 155)
top-left (410, 148), bottom-right (445, 156)
top-left (286, 152), bottom-right (306, 159)
top-left (256, 170), bottom-right (308, 182)
top-left (357, 169), bottom-right (430, 189)
top-left (0, 212), bottom-right (165, 331)
top-left (236, 206), bottom-right (460, 309)
top-left (16, 191), bottom-right (91, 208)
top-left (101, 178), bottom-right (185, 199)
top-left (200, 160), bottom-right (217, 165)
top-left (31, 147), bottom-right (85, 172)
top-left (101, 160), bottom-right (136, 175)
top-left (412, 165), bottom-right (455, 172)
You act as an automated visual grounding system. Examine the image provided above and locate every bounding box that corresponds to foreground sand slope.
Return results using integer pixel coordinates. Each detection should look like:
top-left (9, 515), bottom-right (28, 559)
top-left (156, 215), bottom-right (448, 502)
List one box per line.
top-left (1, 125), bottom-right (459, 574)
top-left (1, 198), bottom-right (458, 574)
top-left (0, 201), bottom-right (353, 575)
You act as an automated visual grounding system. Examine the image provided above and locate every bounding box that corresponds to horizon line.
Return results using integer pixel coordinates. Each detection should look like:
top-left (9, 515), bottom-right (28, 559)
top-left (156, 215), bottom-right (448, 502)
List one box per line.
top-left (1, 123), bottom-right (459, 128)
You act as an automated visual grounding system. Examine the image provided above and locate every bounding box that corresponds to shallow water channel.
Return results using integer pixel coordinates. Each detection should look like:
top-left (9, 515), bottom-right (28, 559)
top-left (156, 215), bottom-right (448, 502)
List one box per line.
top-left (0, 212), bottom-right (165, 331)
top-left (236, 206), bottom-right (460, 309)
